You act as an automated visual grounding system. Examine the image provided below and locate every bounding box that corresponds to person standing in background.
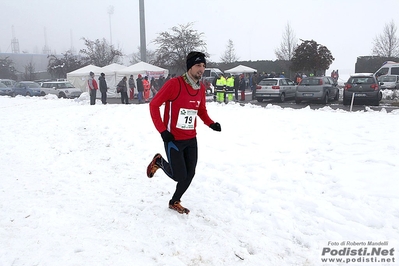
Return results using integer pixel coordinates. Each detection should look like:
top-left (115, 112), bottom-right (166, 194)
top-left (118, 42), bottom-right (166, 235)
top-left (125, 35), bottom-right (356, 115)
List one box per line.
top-left (239, 74), bottom-right (246, 101)
top-left (118, 76), bottom-right (129, 104)
top-left (215, 74), bottom-right (226, 103)
top-left (99, 73), bottom-right (108, 105)
top-left (234, 74), bottom-right (240, 101)
top-left (136, 74), bottom-right (144, 104)
top-left (225, 74), bottom-right (234, 103)
top-left (150, 77), bottom-right (159, 97)
top-left (88, 71), bottom-right (98, 105)
top-left (143, 76), bottom-right (150, 102)
top-left (129, 75), bottom-right (136, 101)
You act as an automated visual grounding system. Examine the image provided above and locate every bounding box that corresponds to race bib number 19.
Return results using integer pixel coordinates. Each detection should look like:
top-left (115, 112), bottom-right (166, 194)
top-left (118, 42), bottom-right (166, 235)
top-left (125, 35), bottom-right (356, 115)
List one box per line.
top-left (176, 108), bottom-right (197, 130)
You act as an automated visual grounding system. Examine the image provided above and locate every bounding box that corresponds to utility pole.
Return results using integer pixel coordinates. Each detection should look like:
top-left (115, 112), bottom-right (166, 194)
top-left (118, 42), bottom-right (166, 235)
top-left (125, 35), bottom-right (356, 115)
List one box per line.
top-left (108, 6), bottom-right (114, 45)
top-left (139, 0), bottom-right (147, 62)
top-left (11, 25), bottom-right (20, 54)
top-left (42, 27), bottom-right (51, 55)
top-left (70, 29), bottom-right (76, 54)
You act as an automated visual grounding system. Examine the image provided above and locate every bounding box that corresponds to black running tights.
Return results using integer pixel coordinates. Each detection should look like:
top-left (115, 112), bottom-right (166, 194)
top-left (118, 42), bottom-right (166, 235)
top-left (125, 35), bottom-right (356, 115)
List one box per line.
top-left (162, 137), bottom-right (198, 202)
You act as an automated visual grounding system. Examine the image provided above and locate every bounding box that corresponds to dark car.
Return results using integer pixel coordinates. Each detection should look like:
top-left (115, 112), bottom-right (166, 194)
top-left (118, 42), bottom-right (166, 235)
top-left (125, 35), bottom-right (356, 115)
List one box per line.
top-left (13, 81), bottom-right (42, 96)
top-left (295, 76), bottom-right (339, 104)
top-left (0, 82), bottom-right (15, 96)
top-left (343, 73), bottom-right (382, 106)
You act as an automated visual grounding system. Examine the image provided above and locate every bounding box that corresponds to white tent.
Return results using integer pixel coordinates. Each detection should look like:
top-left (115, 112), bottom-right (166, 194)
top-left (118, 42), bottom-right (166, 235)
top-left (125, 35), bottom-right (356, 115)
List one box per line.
top-left (100, 63), bottom-right (126, 90)
top-left (115, 62), bottom-right (169, 94)
top-left (67, 65), bottom-right (103, 91)
top-left (224, 64), bottom-right (258, 74)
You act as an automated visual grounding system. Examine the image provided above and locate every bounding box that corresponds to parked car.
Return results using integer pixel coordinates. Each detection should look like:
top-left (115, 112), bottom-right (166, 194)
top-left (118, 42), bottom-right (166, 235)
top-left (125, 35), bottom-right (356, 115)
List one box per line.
top-left (255, 78), bottom-right (296, 102)
top-left (12, 81), bottom-right (42, 96)
top-left (378, 75), bottom-right (399, 90)
top-left (295, 76), bottom-right (339, 104)
top-left (343, 73), bottom-right (382, 106)
top-left (41, 81), bottom-right (82, 98)
top-left (0, 82), bottom-right (15, 96)
top-left (0, 79), bottom-right (16, 88)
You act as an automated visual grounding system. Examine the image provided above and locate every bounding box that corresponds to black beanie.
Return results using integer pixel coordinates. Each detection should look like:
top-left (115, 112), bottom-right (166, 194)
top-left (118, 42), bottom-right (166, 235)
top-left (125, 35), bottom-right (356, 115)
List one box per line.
top-left (186, 51), bottom-right (206, 71)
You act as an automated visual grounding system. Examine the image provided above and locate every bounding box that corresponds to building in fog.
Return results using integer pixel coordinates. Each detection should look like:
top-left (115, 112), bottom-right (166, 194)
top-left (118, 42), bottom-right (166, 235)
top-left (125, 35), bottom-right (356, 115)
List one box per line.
top-left (0, 52), bottom-right (54, 81)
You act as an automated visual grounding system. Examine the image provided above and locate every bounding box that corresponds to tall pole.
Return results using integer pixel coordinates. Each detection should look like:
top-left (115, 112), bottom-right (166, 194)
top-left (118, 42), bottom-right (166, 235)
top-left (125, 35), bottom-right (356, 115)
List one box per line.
top-left (139, 0), bottom-right (147, 62)
top-left (108, 6), bottom-right (114, 45)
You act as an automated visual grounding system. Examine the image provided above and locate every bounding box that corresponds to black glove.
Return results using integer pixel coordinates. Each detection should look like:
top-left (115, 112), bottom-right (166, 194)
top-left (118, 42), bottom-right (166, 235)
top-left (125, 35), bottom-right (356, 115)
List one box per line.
top-left (161, 130), bottom-right (175, 142)
top-left (209, 122), bottom-right (221, 132)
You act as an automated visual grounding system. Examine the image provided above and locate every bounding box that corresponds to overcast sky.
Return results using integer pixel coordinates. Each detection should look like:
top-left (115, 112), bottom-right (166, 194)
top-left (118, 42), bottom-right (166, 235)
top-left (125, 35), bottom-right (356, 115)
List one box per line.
top-left (2, 0), bottom-right (399, 75)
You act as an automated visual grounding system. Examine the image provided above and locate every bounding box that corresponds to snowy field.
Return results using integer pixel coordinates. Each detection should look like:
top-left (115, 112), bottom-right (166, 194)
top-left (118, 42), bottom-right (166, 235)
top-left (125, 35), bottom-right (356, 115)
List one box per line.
top-left (0, 94), bottom-right (398, 265)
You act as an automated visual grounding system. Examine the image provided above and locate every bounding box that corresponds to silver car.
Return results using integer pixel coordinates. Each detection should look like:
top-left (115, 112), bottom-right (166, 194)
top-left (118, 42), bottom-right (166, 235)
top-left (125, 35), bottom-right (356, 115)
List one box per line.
top-left (255, 78), bottom-right (296, 102)
top-left (41, 81), bottom-right (82, 98)
top-left (295, 76), bottom-right (339, 104)
top-left (378, 75), bottom-right (399, 90)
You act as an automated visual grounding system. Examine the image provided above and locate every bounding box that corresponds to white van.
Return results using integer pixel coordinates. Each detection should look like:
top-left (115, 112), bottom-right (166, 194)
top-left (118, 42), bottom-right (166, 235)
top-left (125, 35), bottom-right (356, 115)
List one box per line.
top-left (374, 62), bottom-right (399, 77)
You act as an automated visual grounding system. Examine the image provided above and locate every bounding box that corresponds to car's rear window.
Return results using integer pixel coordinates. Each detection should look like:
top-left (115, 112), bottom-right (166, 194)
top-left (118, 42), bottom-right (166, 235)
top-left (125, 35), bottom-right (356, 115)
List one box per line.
top-left (348, 77), bottom-right (374, 84)
top-left (300, 78), bottom-right (321, 85)
top-left (259, 79), bottom-right (278, 86)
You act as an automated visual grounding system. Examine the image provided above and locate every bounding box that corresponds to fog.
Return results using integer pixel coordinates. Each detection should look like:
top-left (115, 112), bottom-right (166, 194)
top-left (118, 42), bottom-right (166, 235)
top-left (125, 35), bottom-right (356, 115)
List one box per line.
top-left (2, 0), bottom-right (399, 76)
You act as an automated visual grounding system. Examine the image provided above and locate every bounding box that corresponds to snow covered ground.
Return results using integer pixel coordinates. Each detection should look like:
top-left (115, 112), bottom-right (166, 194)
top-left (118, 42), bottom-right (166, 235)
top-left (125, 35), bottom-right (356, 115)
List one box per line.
top-left (0, 94), bottom-right (398, 265)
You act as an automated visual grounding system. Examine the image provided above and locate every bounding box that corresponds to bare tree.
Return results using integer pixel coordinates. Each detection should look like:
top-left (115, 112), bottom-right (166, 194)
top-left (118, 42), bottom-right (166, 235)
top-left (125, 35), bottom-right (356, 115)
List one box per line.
top-left (275, 22), bottom-right (298, 60)
top-left (80, 38), bottom-right (123, 67)
top-left (372, 20), bottom-right (399, 57)
top-left (129, 47), bottom-right (156, 65)
top-left (23, 61), bottom-right (36, 81)
top-left (47, 51), bottom-right (84, 79)
top-left (0, 57), bottom-right (17, 79)
top-left (152, 22), bottom-right (207, 73)
top-left (220, 39), bottom-right (239, 63)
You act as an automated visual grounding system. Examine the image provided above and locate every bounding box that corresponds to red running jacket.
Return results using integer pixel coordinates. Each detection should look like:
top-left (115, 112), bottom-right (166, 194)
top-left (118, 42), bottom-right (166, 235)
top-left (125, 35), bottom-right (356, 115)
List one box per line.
top-left (149, 76), bottom-right (214, 141)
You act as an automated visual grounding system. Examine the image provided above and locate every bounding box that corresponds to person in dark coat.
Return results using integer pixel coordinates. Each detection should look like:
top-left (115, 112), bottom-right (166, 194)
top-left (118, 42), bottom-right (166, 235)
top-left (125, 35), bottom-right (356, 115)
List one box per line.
top-left (99, 73), bottom-right (108, 104)
top-left (136, 74), bottom-right (144, 103)
top-left (117, 76), bottom-right (129, 104)
top-left (239, 74), bottom-right (246, 101)
top-left (128, 75), bottom-right (136, 100)
top-left (234, 74), bottom-right (240, 101)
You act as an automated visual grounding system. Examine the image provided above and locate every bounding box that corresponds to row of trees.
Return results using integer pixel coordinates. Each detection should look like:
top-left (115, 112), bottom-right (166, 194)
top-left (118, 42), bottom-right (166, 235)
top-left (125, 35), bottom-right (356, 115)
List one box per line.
top-left (2, 20), bottom-right (398, 80)
top-left (47, 38), bottom-right (123, 79)
top-left (272, 20), bottom-right (399, 75)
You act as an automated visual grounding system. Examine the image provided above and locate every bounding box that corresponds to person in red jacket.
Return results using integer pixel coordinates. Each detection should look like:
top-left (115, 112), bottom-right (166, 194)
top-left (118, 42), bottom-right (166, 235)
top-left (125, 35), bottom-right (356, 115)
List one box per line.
top-left (146, 51), bottom-right (221, 214)
top-left (143, 76), bottom-right (151, 102)
top-left (87, 71), bottom-right (98, 105)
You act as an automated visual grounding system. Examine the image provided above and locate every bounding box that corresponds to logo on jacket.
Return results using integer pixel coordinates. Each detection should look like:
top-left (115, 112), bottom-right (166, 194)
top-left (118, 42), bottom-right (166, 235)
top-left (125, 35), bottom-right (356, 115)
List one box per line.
top-left (189, 100), bottom-right (200, 107)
